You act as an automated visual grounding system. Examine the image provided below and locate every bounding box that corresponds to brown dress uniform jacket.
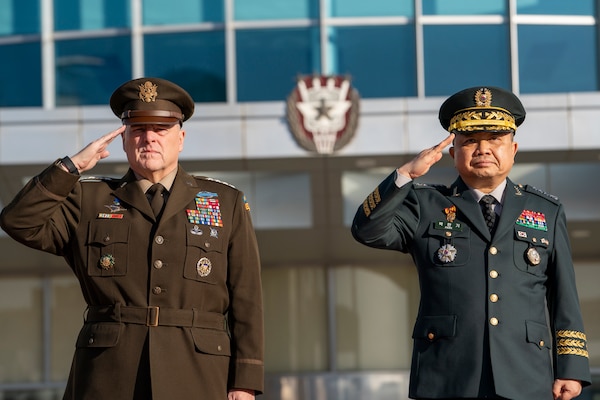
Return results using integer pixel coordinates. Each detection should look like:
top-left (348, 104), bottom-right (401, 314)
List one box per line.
top-left (0, 162), bottom-right (264, 399)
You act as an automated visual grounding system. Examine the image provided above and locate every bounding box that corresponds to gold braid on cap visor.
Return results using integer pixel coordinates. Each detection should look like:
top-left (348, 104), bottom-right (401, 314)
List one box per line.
top-left (448, 107), bottom-right (516, 133)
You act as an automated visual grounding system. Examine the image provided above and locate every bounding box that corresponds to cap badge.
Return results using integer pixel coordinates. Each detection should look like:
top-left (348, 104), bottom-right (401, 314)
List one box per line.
top-left (138, 81), bottom-right (158, 103)
top-left (437, 244), bottom-right (457, 263)
top-left (99, 254), bottom-right (115, 270)
top-left (474, 88), bottom-right (492, 107)
top-left (196, 257), bottom-right (212, 277)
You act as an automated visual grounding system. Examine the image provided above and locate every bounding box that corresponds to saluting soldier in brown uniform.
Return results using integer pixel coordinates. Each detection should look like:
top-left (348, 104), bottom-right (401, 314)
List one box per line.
top-left (0, 77), bottom-right (264, 400)
top-left (351, 87), bottom-right (591, 399)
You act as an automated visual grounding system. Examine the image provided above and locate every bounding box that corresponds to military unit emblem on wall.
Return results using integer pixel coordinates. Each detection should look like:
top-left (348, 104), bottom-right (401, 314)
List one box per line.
top-left (286, 75), bottom-right (360, 154)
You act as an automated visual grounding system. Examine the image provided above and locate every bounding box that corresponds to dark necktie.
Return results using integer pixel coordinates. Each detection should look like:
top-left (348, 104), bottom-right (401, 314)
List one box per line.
top-left (147, 183), bottom-right (166, 218)
top-left (480, 195), bottom-right (497, 233)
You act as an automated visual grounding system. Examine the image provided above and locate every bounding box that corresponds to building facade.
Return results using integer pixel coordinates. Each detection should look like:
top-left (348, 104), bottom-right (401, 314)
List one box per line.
top-left (0, 0), bottom-right (599, 398)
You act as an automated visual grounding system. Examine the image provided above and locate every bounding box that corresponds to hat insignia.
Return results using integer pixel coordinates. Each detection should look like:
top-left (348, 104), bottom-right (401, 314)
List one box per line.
top-left (138, 81), bottom-right (158, 103)
top-left (474, 88), bottom-right (492, 107)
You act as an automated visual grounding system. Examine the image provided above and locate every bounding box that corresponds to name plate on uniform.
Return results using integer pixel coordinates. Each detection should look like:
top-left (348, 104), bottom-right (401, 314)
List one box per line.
top-left (434, 221), bottom-right (463, 231)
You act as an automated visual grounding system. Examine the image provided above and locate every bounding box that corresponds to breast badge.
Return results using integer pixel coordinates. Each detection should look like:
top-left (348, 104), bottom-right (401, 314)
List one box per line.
top-left (516, 210), bottom-right (547, 231)
top-left (99, 254), bottom-right (115, 270)
top-left (196, 257), bottom-right (212, 277)
top-left (526, 247), bottom-right (541, 266)
top-left (186, 191), bottom-right (223, 227)
top-left (190, 225), bottom-right (203, 235)
top-left (444, 205), bottom-right (456, 223)
top-left (437, 244), bottom-right (457, 263)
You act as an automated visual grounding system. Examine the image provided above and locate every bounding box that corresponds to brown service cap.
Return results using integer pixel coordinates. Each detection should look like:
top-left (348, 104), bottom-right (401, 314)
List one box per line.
top-left (438, 86), bottom-right (526, 134)
top-left (109, 77), bottom-right (195, 125)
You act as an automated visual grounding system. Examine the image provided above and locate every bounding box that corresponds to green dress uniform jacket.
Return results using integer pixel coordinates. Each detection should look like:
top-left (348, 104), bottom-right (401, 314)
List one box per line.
top-left (351, 172), bottom-right (591, 400)
top-left (0, 162), bottom-right (264, 399)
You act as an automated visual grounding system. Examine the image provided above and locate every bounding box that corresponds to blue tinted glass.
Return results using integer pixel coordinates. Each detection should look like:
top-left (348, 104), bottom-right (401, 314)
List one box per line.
top-left (517, 0), bottom-right (594, 15)
top-left (143, 0), bottom-right (223, 24)
top-left (519, 25), bottom-right (597, 93)
top-left (0, 0), bottom-right (40, 35)
top-left (55, 36), bottom-right (131, 106)
top-left (236, 28), bottom-right (320, 102)
top-left (423, 0), bottom-right (506, 15)
top-left (144, 32), bottom-right (226, 102)
top-left (329, 0), bottom-right (412, 17)
top-left (0, 42), bottom-right (41, 106)
top-left (330, 26), bottom-right (416, 98)
top-left (424, 25), bottom-right (510, 96)
top-left (235, 0), bottom-right (318, 20)
top-left (54, 0), bottom-right (129, 31)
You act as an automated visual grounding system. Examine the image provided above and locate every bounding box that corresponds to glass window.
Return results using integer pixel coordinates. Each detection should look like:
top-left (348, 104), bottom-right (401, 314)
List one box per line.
top-left (50, 276), bottom-right (85, 381)
top-left (236, 28), bottom-right (320, 102)
top-left (54, 0), bottom-right (130, 31)
top-left (55, 36), bottom-right (132, 106)
top-left (424, 25), bottom-right (511, 96)
top-left (263, 266), bottom-right (328, 372)
top-left (329, 25), bottom-right (417, 98)
top-left (423, 0), bottom-right (506, 15)
top-left (342, 169), bottom-right (391, 227)
top-left (0, 42), bottom-right (42, 107)
top-left (518, 25), bottom-right (597, 94)
top-left (574, 262), bottom-right (600, 366)
top-left (189, 171), bottom-right (313, 229)
top-left (328, 0), bottom-right (413, 17)
top-left (517, 0), bottom-right (594, 15)
top-left (235, 0), bottom-right (318, 20)
top-left (144, 31), bottom-right (226, 103)
top-left (547, 163), bottom-right (600, 221)
top-left (0, 278), bottom-right (43, 383)
top-left (335, 265), bottom-right (417, 370)
top-left (0, 0), bottom-right (40, 35)
top-left (143, 0), bottom-right (223, 24)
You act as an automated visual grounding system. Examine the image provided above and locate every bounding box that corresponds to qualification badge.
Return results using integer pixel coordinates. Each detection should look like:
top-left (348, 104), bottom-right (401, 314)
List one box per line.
top-left (437, 244), bottom-right (457, 263)
top-left (526, 247), bottom-right (541, 266)
top-left (196, 257), bottom-right (212, 277)
top-left (99, 254), bottom-right (115, 270)
top-left (444, 205), bottom-right (456, 223)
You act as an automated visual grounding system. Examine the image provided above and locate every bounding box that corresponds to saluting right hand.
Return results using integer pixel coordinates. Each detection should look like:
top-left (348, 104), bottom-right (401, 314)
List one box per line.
top-left (69, 126), bottom-right (125, 173)
top-left (397, 133), bottom-right (454, 180)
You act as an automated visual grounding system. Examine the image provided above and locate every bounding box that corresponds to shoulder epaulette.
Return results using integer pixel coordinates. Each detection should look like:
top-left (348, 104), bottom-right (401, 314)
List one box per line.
top-left (195, 176), bottom-right (237, 189)
top-left (521, 184), bottom-right (560, 204)
top-left (414, 181), bottom-right (450, 195)
top-left (79, 176), bottom-right (120, 183)
top-left (414, 182), bottom-right (447, 189)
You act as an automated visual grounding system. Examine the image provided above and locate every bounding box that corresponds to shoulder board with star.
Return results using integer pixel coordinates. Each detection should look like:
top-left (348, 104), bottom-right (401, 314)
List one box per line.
top-left (521, 184), bottom-right (560, 204)
top-left (195, 176), bottom-right (238, 189)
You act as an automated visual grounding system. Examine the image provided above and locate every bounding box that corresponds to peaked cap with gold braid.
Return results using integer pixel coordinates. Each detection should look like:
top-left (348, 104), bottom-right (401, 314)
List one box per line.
top-left (438, 86), bottom-right (526, 134)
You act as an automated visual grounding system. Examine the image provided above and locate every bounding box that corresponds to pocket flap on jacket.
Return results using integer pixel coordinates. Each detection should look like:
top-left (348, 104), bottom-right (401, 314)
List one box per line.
top-left (76, 322), bottom-right (122, 348)
top-left (412, 315), bottom-right (457, 340)
top-left (525, 320), bottom-right (551, 349)
top-left (190, 328), bottom-right (231, 356)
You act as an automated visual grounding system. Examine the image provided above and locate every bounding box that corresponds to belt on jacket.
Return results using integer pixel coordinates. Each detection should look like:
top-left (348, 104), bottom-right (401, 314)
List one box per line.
top-left (85, 303), bottom-right (227, 330)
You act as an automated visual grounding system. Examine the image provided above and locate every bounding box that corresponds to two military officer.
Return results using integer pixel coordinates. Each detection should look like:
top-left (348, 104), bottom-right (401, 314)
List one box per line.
top-left (351, 87), bottom-right (591, 399)
top-left (0, 77), bottom-right (264, 400)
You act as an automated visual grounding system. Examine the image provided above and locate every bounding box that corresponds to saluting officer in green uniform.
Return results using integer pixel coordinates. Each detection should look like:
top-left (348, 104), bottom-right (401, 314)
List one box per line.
top-left (351, 87), bottom-right (591, 400)
top-left (0, 78), bottom-right (264, 400)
